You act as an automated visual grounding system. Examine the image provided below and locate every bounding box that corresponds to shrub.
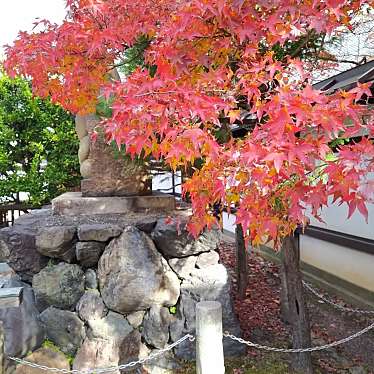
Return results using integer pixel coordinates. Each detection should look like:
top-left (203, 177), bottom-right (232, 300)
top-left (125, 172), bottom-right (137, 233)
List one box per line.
top-left (0, 75), bottom-right (80, 207)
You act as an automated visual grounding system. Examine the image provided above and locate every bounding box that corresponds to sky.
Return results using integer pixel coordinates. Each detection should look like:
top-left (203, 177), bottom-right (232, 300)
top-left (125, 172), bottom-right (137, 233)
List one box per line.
top-left (0, 0), bottom-right (66, 53)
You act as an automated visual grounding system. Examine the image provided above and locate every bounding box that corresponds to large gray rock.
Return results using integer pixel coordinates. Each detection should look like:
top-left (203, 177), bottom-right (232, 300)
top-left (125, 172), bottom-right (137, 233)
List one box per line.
top-left (15, 347), bottom-right (70, 374)
top-left (73, 338), bottom-right (120, 374)
top-left (35, 226), bottom-right (76, 262)
top-left (98, 227), bottom-right (180, 313)
top-left (88, 312), bottom-right (133, 343)
top-left (78, 224), bottom-right (122, 242)
top-left (142, 306), bottom-right (173, 349)
top-left (151, 217), bottom-right (221, 258)
top-left (76, 241), bottom-right (105, 267)
top-left (0, 279), bottom-right (45, 357)
top-left (77, 290), bottom-right (107, 322)
top-left (169, 264), bottom-right (245, 359)
top-left (0, 226), bottom-right (48, 282)
top-left (32, 263), bottom-right (85, 311)
top-left (40, 307), bottom-right (85, 355)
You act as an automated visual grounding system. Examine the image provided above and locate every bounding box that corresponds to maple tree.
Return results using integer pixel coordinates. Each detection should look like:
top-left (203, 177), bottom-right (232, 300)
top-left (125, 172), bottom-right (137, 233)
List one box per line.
top-left (4, 0), bottom-right (374, 247)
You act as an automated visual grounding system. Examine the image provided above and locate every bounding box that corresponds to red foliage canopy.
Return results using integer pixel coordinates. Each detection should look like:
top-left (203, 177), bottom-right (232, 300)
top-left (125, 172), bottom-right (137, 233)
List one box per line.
top-left (5, 0), bottom-right (374, 246)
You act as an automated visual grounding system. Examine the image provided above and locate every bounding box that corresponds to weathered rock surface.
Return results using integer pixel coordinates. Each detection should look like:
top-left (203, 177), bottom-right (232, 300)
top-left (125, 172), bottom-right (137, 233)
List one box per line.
top-left (76, 241), bottom-right (105, 267)
top-left (77, 290), bottom-right (107, 322)
top-left (168, 257), bottom-right (197, 279)
top-left (85, 269), bottom-right (98, 290)
top-left (14, 347), bottom-right (70, 374)
top-left (78, 224), bottom-right (122, 242)
top-left (0, 279), bottom-right (45, 357)
top-left (73, 338), bottom-right (120, 374)
top-left (142, 306), bottom-right (174, 349)
top-left (126, 311), bottom-right (145, 329)
top-left (135, 219), bottom-right (157, 234)
top-left (126, 310), bottom-right (145, 329)
top-left (118, 330), bottom-right (148, 373)
top-left (32, 263), bottom-right (85, 311)
top-left (88, 312), bottom-right (133, 342)
top-left (196, 251), bottom-right (219, 268)
top-left (98, 227), bottom-right (180, 313)
top-left (151, 217), bottom-right (221, 258)
top-left (170, 264), bottom-right (245, 359)
top-left (40, 307), bottom-right (85, 355)
top-left (0, 226), bottom-right (48, 282)
top-left (143, 350), bottom-right (179, 374)
top-left (35, 226), bottom-right (76, 262)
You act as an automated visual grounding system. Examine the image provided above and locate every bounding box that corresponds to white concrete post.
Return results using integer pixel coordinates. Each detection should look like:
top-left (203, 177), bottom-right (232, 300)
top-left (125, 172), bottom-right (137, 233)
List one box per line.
top-left (196, 301), bottom-right (225, 374)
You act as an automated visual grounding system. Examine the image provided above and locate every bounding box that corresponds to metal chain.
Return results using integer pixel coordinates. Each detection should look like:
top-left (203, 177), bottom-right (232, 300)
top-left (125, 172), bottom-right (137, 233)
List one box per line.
top-left (8, 334), bottom-right (195, 374)
top-left (224, 321), bottom-right (374, 353)
top-left (303, 281), bottom-right (374, 315)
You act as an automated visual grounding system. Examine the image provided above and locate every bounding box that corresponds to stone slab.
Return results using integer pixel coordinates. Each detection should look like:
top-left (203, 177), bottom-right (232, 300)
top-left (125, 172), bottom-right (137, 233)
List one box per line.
top-left (52, 192), bottom-right (176, 216)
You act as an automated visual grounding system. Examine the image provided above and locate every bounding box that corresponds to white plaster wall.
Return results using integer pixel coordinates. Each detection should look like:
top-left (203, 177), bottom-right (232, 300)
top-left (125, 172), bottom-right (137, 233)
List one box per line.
top-left (309, 201), bottom-right (374, 240)
top-left (300, 235), bottom-right (374, 292)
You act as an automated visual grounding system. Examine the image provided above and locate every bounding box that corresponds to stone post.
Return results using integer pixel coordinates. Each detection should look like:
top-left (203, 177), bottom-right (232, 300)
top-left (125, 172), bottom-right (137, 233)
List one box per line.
top-left (196, 301), bottom-right (225, 374)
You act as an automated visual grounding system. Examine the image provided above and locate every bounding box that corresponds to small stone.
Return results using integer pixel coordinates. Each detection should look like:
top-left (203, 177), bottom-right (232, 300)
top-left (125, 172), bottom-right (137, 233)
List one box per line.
top-left (35, 226), bottom-right (76, 262)
top-left (88, 312), bottom-right (133, 343)
top-left (77, 290), bottom-right (107, 322)
top-left (142, 306), bottom-right (173, 349)
top-left (14, 347), bottom-right (70, 374)
top-left (33, 263), bottom-right (85, 311)
top-left (168, 257), bottom-right (197, 279)
top-left (85, 269), bottom-right (98, 290)
top-left (78, 224), bottom-right (122, 242)
top-left (196, 251), bottom-right (219, 268)
top-left (40, 307), bottom-right (85, 355)
top-left (126, 311), bottom-right (145, 329)
top-left (76, 241), bottom-right (105, 267)
top-left (73, 338), bottom-right (120, 374)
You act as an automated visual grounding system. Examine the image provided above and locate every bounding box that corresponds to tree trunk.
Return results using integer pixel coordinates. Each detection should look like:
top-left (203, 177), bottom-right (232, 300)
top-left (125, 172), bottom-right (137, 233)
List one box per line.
top-left (235, 224), bottom-right (248, 300)
top-left (280, 234), bottom-right (313, 374)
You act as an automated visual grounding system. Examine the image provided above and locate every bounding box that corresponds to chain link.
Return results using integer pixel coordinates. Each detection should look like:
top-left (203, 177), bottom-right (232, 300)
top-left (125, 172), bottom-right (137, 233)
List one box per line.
top-left (7, 334), bottom-right (195, 374)
top-left (303, 281), bottom-right (374, 315)
top-left (224, 320), bottom-right (374, 353)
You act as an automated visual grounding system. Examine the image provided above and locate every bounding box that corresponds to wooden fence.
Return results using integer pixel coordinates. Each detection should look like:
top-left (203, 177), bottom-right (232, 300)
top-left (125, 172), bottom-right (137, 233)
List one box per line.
top-left (0, 204), bottom-right (30, 228)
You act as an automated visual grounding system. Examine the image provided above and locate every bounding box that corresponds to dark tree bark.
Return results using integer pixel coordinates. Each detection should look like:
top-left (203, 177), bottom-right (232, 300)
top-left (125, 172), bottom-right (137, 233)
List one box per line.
top-left (235, 223), bottom-right (248, 300)
top-left (280, 234), bottom-right (313, 374)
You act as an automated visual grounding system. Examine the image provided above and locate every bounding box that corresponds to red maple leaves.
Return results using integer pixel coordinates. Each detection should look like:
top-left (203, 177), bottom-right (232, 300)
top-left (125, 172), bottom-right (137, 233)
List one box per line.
top-left (4, 0), bottom-right (374, 246)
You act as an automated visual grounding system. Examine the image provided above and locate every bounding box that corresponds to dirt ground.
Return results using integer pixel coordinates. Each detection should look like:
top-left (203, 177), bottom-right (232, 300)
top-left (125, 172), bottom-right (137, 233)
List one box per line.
top-left (214, 239), bottom-right (374, 374)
